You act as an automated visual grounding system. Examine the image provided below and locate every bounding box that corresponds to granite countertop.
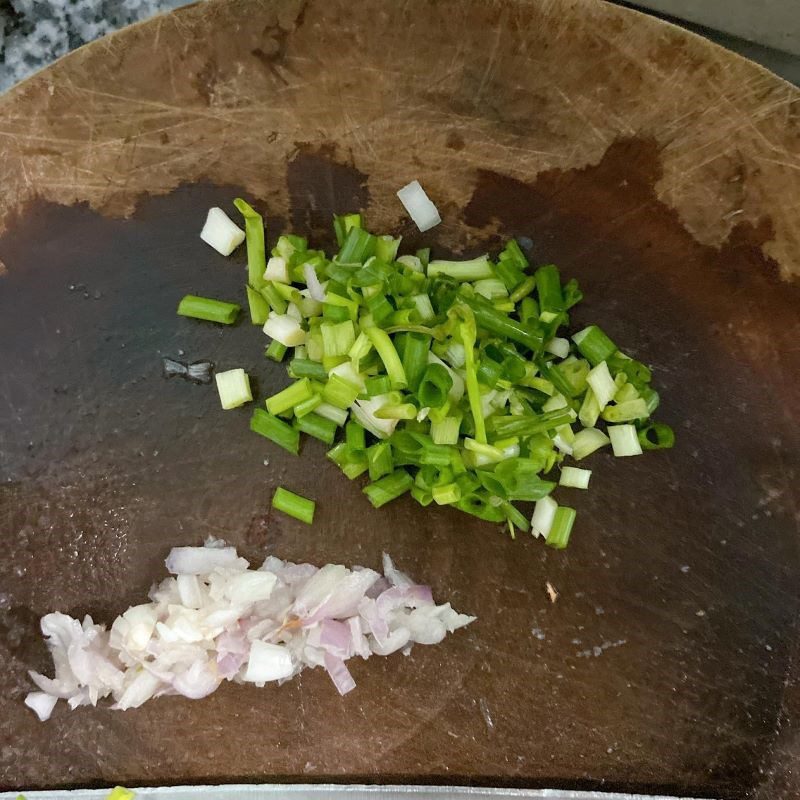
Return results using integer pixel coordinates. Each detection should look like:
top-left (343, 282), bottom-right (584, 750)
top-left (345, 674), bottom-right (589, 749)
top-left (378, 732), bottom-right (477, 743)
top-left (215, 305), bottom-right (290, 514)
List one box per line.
top-left (0, 0), bottom-right (187, 91)
top-left (0, 0), bottom-right (797, 91)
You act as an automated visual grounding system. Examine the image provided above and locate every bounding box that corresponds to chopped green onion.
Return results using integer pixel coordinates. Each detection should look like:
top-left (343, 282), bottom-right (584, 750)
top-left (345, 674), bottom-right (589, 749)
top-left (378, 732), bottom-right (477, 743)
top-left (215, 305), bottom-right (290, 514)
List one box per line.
top-left (232, 201), bottom-right (265, 283)
top-left (579, 386), bottom-right (601, 428)
top-left (294, 393), bottom-right (323, 418)
top-left (272, 486), bottom-right (315, 524)
top-left (601, 398), bottom-right (649, 423)
top-left (295, 412), bottom-right (338, 445)
top-left (614, 382), bottom-right (639, 404)
top-left (367, 441), bottom-right (394, 480)
top-left (375, 401), bottom-right (417, 420)
top-left (333, 213), bottom-right (362, 247)
top-left (572, 427), bottom-right (611, 460)
top-left (322, 374), bottom-right (361, 409)
top-left (265, 378), bottom-right (313, 416)
top-left (321, 320), bottom-right (356, 358)
top-left (365, 327), bottom-right (408, 389)
top-left (451, 306), bottom-right (487, 444)
top-left (474, 278), bottom-right (509, 300)
top-left (265, 256), bottom-right (289, 284)
top-left (586, 361), bottom-right (617, 410)
top-left (417, 363), bottom-right (453, 409)
top-left (288, 358), bottom-right (328, 380)
top-left (177, 295), bottom-right (240, 325)
top-left (572, 325), bottom-right (618, 366)
top-left (398, 254), bottom-right (423, 273)
top-left (363, 469), bottom-right (413, 508)
top-left (265, 339), bottom-right (288, 362)
top-left (545, 337), bottom-right (570, 359)
top-left (430, 414), bottom-right (461, 445)
top-left (260, 282), bottom-right (288, 314)
top-left (559, 466), bottom-right (591, 489)
top-left (339, 225), bottom-right (376, 264)
top-left (263, 312), bottom-right (306, 346)
top-left (531, 495), bottom-right (558, 538)
top-left (250, 409), bottom-right (300, 454)
top-left (639, 385), bottom-right (660, 415)
top-left (546, 506), bottom-right (576, 549)
top-left (364, 374), bottom-right (393, 397)
top-left (411, 293), bottom-right (435, 322)
top-left (314, 401), bottom-right (349, 426)
top-left (365, 293), bottom-right (394, 325)
top-left (535, 264), bottom-right (564, 313)
top-left (456, 491), bottom-right (506, 522)
top-left (428, 255), bottom-right (494, 281)
top-left (397, 332), bottom-right (431, 393)
top-left (459, 293), bottom-right (543, 352)
top-left (411, 485), bottom-right (434, 506)
top-left (501, 500), bottom-right (530, 534)
top-left (348, 331), bottom-right (373, 372)
top-left (345, 420), bottom-right (366, 452)
top-left (201, 207), bottom-right (245, 255)
top-left (215, 368), bottom-right (252, 410)
top-left (246, 285), bottom-right (270, 326)
top-left (509, 275), bottom-right (536, 304)
top-left (495, 458), bottom-right (556, 500)
top-left (419, 442), bottom-right (454, 466)
top-left (273, 233), bottom-right (307, 262)
top-left (432, 482), bottom-right (461, 505)
top-left (608, 352), bottom-right (652, 386)
top-left (375, 234), bottom-right (401, 262)
top-left (203, 213), bottom-right (674, 548)
top-left (327, 442), bottom-right (368, 479)
top-left (638, 422), bottom-right (675, 450)
top-left (608, 424), bottom-right (643, 457)
top-left (490, 409), bottom-right (574, 438)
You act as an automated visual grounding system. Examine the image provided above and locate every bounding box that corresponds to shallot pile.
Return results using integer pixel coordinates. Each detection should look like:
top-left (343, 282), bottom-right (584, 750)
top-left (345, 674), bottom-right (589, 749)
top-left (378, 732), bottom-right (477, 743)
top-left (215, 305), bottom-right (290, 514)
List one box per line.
top-left (25, 540), bottom-right (474, 721)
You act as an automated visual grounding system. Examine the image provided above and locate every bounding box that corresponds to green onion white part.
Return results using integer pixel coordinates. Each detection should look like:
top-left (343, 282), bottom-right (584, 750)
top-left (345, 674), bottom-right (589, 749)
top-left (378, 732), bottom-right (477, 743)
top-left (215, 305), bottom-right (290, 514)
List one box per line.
top-left (265, 256), bottom-right (289, 283)
top-left (396, 180), bottom-right (441, 232)
top-left (608, 423), bottom-right (644, 457)
top-left (263, 312), bottom-right (306, 346)
top-left (215, 368), bottom-right (252, 410)
top-left (200, 207), bottom-right (245, 256)
top-left (586, 361), bottom-right (617, 410)
top-left (531, 495), bottom-right (558, 538)
top-left (559, 466), bottom-right (592, 489)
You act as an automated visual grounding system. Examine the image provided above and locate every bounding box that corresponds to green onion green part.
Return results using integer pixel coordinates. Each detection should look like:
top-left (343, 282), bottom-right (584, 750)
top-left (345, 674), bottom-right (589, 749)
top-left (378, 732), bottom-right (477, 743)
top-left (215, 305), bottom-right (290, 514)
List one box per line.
top-left (546, 506), bottom-right (576, 549)
top-left (265, 378), bottom-right (313, 416)
top-left (272, 486), bottom-right (315, 524)
top-left (250, 409), bottom-right (300, 454)
top-left (265, 340), bottom-right (288, 362)
top-left (177, 295), bottom-right (240, 325)
top-left (363, 469), bottom-right (414, 508)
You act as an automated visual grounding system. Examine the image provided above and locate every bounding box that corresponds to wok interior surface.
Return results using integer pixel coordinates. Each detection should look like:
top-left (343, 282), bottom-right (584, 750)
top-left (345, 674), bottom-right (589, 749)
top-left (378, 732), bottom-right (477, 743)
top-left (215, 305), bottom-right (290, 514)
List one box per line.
top-left (0, 1), bottom-right (798, 798)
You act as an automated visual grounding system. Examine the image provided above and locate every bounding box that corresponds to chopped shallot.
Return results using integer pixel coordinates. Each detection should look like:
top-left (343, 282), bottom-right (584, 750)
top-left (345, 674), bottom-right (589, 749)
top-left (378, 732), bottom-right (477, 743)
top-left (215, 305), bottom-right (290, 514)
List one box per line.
top-left (26, 540), bottom-right (474, 719)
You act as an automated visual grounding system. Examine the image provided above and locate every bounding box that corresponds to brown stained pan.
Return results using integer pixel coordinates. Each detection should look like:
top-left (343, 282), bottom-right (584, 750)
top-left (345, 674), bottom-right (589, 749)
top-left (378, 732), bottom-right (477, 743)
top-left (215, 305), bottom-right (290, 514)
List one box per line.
top-left (0, 1), bottom-right (798, 798)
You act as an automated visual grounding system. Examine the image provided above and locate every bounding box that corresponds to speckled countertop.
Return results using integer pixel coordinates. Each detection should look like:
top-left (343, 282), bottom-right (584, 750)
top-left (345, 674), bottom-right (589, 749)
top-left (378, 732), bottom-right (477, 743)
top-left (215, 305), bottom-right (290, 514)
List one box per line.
top-left (0, 0), bottom-right (797, 91)
top-left (0, 0), bottom-right (189, 91)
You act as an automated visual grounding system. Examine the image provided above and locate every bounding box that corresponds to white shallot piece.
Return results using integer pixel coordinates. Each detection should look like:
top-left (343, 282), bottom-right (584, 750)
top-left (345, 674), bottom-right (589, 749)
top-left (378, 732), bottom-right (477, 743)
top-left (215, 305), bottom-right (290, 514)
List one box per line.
top-left (26, 542), bottom-right (475, 720)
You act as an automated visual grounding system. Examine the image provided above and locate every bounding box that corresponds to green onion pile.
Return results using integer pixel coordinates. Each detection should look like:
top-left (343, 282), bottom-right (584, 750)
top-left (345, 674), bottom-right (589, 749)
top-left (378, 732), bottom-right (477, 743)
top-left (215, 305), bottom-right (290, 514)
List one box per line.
top-left (181, 200), bottom-right (674, 547)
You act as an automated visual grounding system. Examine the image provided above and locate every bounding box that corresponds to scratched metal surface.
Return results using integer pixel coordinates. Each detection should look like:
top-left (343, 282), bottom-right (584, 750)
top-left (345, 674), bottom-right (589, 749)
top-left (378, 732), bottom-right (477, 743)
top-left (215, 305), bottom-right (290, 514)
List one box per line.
top-left (0, 784), bottom-right (712, 800)
top-left (0, 1), bottom-right (798, 799)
